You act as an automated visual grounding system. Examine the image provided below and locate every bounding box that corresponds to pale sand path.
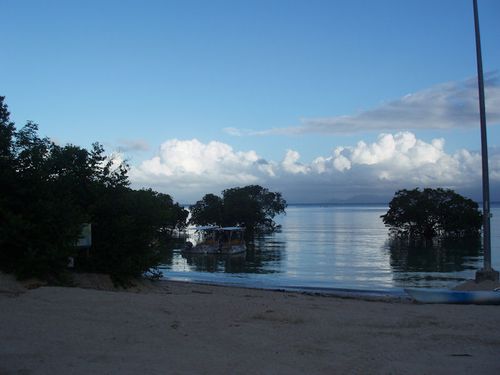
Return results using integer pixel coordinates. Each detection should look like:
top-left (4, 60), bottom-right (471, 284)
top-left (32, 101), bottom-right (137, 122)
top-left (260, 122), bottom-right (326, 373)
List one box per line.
top-left (1, 276), bottom-right (499, 374)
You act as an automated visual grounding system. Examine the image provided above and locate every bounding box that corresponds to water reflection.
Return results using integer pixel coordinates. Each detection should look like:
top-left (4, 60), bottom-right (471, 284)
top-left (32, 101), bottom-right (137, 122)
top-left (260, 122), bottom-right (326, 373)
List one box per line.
top-left (181, 252), bottom-right (246, 273)
top-left (248, 235), bottom-right (286, 273)
top-left (387, 237), bottom-right (481, 273)
top-left (158, 205), bottom-right (499, 290)
top-left (161, 235), bottom-right (287, 274)
top-left (386, 237), bottom-right (482, 287)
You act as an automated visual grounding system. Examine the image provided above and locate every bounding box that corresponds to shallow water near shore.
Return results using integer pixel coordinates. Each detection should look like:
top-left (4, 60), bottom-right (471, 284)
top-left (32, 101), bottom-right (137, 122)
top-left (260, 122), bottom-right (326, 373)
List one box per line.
top-left (159, 203), bottom-right (500, 290)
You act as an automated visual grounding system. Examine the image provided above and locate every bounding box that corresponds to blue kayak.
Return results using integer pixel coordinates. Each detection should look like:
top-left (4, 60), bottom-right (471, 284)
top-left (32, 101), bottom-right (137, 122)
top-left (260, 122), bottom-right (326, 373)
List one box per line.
top-left (405, 288), bottom-right (500, 305)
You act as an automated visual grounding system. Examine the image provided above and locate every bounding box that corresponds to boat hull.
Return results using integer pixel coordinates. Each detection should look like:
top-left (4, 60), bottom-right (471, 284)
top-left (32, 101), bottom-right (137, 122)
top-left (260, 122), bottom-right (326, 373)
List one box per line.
top-left (183, 226), bottom-right (246, 255)
top-left (183, 244), bottom-right (246, 255)
top-left (405, 288), bottom-right (500, 305)
top-left (183, 243), bottom-right (218, 254)
top-left (221, 244), bottom-right (246, 255)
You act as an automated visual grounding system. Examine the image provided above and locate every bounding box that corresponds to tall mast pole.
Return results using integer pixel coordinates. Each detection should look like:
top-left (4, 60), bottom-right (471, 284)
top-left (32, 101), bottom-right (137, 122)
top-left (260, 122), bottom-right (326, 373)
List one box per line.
top-left (473, 0), bottom-right (498, 282)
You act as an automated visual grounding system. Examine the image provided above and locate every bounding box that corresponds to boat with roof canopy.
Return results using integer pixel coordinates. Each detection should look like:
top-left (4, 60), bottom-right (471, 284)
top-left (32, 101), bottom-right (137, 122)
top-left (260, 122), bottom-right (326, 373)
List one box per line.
top-left (183, 226), bottom-right (246, 255)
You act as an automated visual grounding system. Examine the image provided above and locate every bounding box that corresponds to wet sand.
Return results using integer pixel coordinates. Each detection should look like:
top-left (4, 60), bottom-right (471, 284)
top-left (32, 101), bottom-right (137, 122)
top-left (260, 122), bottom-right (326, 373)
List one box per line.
top-left (1, 273), bottom-right (499, 374)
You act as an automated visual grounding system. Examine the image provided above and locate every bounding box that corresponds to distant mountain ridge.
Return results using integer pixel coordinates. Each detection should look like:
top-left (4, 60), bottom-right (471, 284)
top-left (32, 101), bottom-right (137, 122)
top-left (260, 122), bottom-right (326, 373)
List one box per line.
top-left (285, 194), bottom-right (391, 205)
top-left (326, 194), bottom-right (392, 205)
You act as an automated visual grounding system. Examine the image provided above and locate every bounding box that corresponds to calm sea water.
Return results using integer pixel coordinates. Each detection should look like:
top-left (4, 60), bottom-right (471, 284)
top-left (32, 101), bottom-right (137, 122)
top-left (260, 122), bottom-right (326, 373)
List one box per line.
top-left (159, 204), bottom-right (500, 291)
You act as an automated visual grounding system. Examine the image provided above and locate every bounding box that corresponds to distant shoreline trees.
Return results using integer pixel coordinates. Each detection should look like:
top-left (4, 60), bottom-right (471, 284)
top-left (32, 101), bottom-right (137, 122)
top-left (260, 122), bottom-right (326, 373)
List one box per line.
top-left (189, 185), bottom-right (287, 234)
top-left (0, 96), bottom-right (188, 284)
top-left (381, 188), bottom-right (482, 240)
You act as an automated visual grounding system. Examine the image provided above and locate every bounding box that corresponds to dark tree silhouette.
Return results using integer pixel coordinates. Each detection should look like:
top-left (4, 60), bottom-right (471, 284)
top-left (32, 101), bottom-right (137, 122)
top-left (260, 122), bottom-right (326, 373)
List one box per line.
top-left (0, 96), bottom-right (188, 283)
top-left (190, 185), bottom-right (287, 234)
top-left (189, 194), bottom-right (223, 226)
top-left (381, 188), bottom-right (482, 240)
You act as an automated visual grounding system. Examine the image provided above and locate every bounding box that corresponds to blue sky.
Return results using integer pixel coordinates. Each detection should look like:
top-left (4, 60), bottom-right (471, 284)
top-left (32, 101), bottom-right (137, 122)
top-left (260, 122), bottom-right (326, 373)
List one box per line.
top-left (2, 0), bottom-right (500, 203)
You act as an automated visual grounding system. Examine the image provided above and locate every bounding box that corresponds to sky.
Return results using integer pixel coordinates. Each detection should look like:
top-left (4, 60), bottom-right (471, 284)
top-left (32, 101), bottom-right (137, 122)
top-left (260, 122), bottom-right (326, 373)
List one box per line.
top-left (2, 0), bottom-right (500, 204)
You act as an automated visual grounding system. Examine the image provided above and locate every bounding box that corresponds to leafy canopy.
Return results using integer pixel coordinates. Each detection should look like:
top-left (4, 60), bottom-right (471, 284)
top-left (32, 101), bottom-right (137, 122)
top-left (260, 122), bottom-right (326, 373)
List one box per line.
top-left (381, 188), bottom-right (482, 239)
top-left (0, 96), bottom-right (188, 283)
top-left (189, 185), bottom-right (287, 234)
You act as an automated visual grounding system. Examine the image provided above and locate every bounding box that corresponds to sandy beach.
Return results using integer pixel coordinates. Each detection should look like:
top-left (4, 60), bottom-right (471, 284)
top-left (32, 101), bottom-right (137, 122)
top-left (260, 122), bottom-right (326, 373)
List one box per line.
top-left (1, 273), bottom-right (500, 375)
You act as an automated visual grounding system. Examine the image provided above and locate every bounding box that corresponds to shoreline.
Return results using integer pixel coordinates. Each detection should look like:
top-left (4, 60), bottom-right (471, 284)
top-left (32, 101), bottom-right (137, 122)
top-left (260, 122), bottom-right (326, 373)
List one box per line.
top-left (2, 273), bottom-right (500, 374)
top-left (2, 270), bottom-right (498, 301)
top-left (161, 272), bottom-right (410, 302)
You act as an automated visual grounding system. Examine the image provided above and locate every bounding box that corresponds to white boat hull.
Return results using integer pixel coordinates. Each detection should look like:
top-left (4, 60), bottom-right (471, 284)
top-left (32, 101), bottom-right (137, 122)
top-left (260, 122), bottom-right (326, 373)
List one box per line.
top-left (183, 243), bottom-right (246, 255)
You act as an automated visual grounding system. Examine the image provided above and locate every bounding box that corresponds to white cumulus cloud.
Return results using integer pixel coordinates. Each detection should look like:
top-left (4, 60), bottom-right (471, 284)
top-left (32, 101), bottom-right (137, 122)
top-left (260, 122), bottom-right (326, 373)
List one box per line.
top-left (130, 139), bottom-right (276, 201)
top-left (129, 133), bottom-right (500, 203)
top-left (282, 150), bottom-right (308, 174)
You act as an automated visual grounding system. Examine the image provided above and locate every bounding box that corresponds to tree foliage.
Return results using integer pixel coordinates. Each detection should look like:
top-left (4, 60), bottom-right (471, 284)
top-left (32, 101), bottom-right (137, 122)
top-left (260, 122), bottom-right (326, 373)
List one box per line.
top-left (189, 185), bottom-right (287, 234)
top-left (188, 193), bottom-right (223, 226)
top-left (0, 96), bottom-right (188, 283)
top-left (381, 188), bottom-right (482, 239)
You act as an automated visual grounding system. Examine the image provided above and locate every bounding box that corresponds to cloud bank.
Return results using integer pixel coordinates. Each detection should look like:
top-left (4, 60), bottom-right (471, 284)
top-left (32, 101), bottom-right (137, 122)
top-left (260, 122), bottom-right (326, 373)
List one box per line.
top-left (130, 133), bottom-right (500, 203)
top-left (224, 75), bottom-right (500, 136)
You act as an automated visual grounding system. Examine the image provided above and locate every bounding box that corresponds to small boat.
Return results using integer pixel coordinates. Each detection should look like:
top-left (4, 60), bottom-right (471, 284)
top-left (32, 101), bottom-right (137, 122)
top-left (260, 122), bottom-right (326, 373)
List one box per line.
top-left (405, 288), bottom-right (500, 305)
top-left (183, 226), bottom-right (246, 255)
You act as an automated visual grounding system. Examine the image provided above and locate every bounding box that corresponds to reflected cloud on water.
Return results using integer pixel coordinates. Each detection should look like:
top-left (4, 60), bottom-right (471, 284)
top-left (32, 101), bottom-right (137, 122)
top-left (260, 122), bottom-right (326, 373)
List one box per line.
top-left (158, 204), bottom-right (499, 290)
